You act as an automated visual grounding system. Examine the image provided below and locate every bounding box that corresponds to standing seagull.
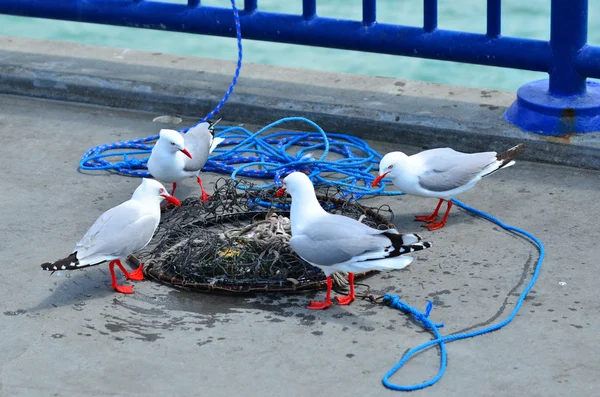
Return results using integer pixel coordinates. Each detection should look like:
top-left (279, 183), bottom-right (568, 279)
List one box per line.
top-left (147, 120), bottom-right (225, 202)
top-left (277, 172), bottom-right (432, 310)
top-left (40, 178), bottom-right (181, 294)
top-left (372, 144), bottom-right (525, 230)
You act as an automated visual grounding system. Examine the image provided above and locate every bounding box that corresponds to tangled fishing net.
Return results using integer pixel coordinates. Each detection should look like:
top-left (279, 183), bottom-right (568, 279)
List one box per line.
top-left (129, 178), bottom-right (396, 293)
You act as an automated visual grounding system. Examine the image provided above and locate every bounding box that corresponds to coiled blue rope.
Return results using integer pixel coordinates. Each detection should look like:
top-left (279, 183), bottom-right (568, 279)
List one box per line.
top-left (79, 0), bottom-right (243, 177)
top-left (380, 198), bottom-right (544, 391)
top-left (77, 0), bottom-right (397, 200)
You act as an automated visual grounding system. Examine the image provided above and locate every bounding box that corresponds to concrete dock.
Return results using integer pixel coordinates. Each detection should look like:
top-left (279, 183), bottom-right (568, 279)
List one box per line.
top-left (1, 38), bottom-right (599, 396)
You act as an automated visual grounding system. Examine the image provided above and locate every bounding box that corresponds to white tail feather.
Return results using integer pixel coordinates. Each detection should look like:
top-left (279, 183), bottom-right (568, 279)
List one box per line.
top-left (333, 255), bottom-right (414, 273)
top-left (209, 137), bottom-right (225, 153)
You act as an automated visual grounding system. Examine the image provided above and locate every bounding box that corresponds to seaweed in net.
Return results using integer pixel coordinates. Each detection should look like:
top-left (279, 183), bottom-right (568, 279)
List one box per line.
top-left (131, 178), bottom-right (395, 293)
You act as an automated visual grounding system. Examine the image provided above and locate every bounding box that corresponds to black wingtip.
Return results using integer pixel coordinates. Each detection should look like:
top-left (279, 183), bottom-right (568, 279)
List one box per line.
top-left (382, 232), bottom-right (433, 257)
top-left (497, 143), bottom-right (525, 166)
top-left (207, 118), bottom-right (222, 137)
top-left (41, 252), bottom-right (79, 272)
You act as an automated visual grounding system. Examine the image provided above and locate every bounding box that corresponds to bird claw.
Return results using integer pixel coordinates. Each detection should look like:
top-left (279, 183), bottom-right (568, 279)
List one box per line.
top-left (199, 192), bottom-right (210, 203)
top-left (423, 221), bottom-right (446, 231)
top-left (415, 214), bottom-right (438, 223)
top-left (307, 300), bottom-right (332, 310)
top-left (111, 283), bottom-right (134, 294)
top-left (126, 264), bottom-right (144, 281)
top-left (336, 294), bottom-right (355, 306)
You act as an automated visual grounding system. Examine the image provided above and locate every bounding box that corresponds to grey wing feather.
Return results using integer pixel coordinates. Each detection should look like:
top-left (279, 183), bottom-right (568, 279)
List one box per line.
top-left (307, 213), bottom-right (393, 238)
top-left (290, 234), bottom-right (389, 267)
top-left (75, 202), bottom-right (159, 261)
top-left (290, 215), bottom-right (392, 267)
top-left (417, 150), bottom-right (497, 192)
top-left (182, 124), bottom-right (213, 172)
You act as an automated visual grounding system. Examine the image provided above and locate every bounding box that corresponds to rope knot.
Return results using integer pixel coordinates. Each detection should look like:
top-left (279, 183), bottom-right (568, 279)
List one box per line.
top-left (382, 294), bottom-right (444, 329)
top-left (120, 154), bottom-right (146, 170)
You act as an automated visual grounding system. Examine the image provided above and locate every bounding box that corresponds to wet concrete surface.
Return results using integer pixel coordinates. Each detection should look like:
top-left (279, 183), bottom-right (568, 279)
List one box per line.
top-left (1, 94), bottom-right (599, 396)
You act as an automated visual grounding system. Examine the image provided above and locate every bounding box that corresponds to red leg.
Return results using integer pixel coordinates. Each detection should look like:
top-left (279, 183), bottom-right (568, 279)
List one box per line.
top-left (161, 183), bottom-right (178, 209)
top-left (415, 199), bottom-right (444, 223)
top-left (424, 201), bottom-right (453, 230)
top-left (197, 176), bottom-right (210, 202)
top-left (307, 276), bottom-right (333, 310)
top-left (109, 260), bottom-right (134, 294)
top-left (126, 264), bottom-right (145, 281)
top-left (336, 272), bottom-right (356, 305)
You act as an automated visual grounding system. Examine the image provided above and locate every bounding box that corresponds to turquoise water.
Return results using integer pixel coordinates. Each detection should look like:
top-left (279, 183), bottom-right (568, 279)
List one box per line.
top-left (1, 0), bottom-right (600, 92)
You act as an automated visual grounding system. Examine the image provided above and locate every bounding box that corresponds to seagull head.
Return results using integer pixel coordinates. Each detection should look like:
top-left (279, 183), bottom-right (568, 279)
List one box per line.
top-left (134, 178), bottom-right (181, 207)
top-left (372, 151), bottom-right (408, 188)
top-left (156, 129), bottom-right (192, 159)
top-left (276, 171), bottom-right (313, 198)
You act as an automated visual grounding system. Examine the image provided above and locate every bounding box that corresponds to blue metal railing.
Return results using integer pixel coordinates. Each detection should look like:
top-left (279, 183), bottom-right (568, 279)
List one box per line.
top-left (1, 0), bottom-right (599, 136)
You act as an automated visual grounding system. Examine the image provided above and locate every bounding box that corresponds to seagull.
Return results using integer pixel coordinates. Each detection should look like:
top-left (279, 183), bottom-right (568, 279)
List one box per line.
top-left (372, 144), bottom-right (525, 230)
top-left (147, 120), bottom-right (225, 202)
top-left (277, 172), bottom-right (432, 310)
top-left (40, 178), bottom-right (181, 294)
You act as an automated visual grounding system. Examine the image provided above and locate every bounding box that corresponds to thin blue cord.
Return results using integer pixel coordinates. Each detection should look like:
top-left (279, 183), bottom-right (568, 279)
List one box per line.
top-left (76, 0), bottom-right (397, 199)
top-left (79, 0), bottom-right (243, 178)
top-left (381, 198), bottom-right (545, 391)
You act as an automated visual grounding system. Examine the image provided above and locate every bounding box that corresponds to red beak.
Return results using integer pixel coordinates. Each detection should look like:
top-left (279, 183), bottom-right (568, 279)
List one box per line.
top-left (161, 194), bottom-right (181, 207)
top-left (371, 171), bottom-right (390, 188)
top-left (276, 188), bottom-right (287, 197)
top-left (180, 148), bottom-right (192, 159)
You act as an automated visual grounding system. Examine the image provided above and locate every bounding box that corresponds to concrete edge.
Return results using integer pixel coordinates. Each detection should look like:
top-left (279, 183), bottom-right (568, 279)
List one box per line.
top-left (1, 36), bottom-right (599, 170)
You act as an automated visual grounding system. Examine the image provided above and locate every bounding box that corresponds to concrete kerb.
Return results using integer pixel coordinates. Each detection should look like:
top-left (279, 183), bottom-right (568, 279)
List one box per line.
top-left (1, 36), bottom-right (599, 169)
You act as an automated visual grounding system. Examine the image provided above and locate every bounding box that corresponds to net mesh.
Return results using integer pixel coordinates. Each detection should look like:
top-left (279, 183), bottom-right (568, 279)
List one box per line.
top-left (129, 178), bottom-right (396, 293)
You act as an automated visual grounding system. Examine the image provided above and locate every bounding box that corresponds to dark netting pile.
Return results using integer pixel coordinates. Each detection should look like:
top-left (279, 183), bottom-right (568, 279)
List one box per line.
top-left (129, 178), bottom-right (396, 293)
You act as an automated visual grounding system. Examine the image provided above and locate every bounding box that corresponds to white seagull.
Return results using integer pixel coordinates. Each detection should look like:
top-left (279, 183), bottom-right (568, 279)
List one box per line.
top-left (147, 120), bottom-right (225, 202)
top-left (277, 172), bottom-right (432, 310)
top-left (372, 144), bottom-right (525, 230)
top-left (40, 178), bottom-right (181, 294)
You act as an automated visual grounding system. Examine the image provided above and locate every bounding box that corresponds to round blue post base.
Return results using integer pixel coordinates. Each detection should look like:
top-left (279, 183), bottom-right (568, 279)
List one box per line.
top-left (504, 79), bottom-right (600, 136)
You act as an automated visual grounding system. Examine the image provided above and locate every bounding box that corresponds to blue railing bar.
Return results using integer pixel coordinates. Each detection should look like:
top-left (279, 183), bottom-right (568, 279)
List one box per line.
top-left (549, 0), bottom-right (588, 95)
top-left (362, 0), bottom-right (376, 26)
top-left (303, 0), bottom-right (316, 20)
top-left (188, 0), bottom-right (199, 8)
top-left (574, 45), bottom-right (600, 80)
top-left (423, 0), bottom-right (437, 32)
top-left (0, 0), bottom-right (558, 73)
top-left (486, 0), bottom-right (501, 37)
top-left (244, 0), bottom-right (256, 13)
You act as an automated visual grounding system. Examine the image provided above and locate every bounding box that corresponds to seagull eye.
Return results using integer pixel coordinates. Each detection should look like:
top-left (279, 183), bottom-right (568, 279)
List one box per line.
top-left (159, 188), bottom-right (165, 193)
top-left (387, 165), bottom-right (394, 169)
top-left (170, 142), bottom-right (176, 145)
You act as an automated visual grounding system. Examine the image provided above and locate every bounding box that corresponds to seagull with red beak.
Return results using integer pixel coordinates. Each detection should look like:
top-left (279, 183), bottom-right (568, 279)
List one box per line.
top-left (277, 172), bottom-right (432, 310)
top-left (147, 121), bottom-right (224, 202)
top-left (41, 178), bottom-right (181, 294)
top-left (372, 144), bottom-right (525, 230)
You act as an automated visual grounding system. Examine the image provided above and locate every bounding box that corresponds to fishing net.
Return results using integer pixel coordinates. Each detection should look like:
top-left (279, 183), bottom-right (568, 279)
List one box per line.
top-left (128, 178), bottom-right (396, 294)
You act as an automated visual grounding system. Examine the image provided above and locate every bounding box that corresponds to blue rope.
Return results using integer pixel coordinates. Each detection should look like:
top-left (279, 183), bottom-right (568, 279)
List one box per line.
top-left (76, 0), bottom-right (398, 200)
top-left (74, 0), bottom-right (545, 391)
top-left (380, 198), bottom-right (545, 391)
top-left (79, 0), bottom-right (243, 177)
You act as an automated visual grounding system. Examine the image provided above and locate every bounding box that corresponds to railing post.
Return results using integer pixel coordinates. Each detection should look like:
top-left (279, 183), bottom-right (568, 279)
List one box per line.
top-left (244, 0), bottom-right (257, 13)
top-left (303, 0), bottom-right (316, 20)
top-left (362, 0), bottom-right (376, 26)
top-left (423, 0), bottom-right (437, 32)
top-left (486, 0), bottom-right (500, 38)
top-left (548, 0), bottom-right (587, 96)
top-left (504, 0), bottom-right (600, 135)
